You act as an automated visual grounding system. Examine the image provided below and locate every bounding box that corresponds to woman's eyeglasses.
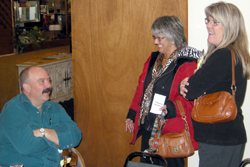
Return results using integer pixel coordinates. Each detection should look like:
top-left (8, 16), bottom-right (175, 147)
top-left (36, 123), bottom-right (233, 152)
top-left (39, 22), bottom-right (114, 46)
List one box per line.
top-left (153, 36), bottom-right (166, 42)
top-left (205, 18), bottom-right (221, 26)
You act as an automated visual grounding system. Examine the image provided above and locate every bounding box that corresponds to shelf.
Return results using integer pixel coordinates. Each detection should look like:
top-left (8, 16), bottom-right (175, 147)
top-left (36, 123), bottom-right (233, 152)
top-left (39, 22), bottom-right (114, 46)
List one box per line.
top-left (21, 38), bottom-right (70, 53)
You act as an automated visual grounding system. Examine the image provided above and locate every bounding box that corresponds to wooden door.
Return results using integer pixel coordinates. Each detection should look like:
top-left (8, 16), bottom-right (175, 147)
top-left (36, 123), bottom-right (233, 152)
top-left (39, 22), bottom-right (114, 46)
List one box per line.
top-left (72, 0), bottom-right (188, 166)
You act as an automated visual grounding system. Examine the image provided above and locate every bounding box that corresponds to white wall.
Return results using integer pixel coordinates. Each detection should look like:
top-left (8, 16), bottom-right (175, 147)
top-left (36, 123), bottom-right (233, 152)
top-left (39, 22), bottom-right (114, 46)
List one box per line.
top-left (188, 0), bottom-right (250, 166)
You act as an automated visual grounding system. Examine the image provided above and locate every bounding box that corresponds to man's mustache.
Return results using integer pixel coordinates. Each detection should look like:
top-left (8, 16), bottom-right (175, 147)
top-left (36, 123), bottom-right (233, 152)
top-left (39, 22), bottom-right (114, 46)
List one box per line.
top-left (42, 87), bottom-right (52, 94)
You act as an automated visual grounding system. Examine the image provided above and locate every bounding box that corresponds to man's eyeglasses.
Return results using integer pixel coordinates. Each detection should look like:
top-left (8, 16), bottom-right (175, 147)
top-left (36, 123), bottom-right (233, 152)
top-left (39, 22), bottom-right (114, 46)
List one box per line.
top-left (205, 18), bottom-right (221, 26)
top-left (153, 36), bottom-right (166, 42)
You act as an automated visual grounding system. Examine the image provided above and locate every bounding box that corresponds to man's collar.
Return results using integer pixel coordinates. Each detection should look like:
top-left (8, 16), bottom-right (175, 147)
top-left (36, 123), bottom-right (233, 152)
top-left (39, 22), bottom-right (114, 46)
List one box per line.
top-left (19, 93), bottom-right (51, 109)
top-left (20, 93), bottom-right (31, 104)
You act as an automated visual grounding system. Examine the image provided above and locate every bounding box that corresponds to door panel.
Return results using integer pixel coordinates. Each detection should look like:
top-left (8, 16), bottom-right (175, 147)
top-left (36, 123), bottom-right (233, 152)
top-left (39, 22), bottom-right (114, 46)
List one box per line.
top-left (72, 0), bottom-right (188, 166)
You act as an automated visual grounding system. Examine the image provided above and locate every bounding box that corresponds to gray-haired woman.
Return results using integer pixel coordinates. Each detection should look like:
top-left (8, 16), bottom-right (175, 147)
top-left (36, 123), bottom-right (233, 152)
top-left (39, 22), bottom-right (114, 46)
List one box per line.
top-left (125, 15), bottom-right (201, 167)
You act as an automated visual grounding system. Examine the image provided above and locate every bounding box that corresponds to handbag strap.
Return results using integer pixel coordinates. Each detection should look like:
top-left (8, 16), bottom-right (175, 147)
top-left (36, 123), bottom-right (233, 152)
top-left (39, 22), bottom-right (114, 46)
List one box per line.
top-left (175, 99), bottom-right (186, 118)
top-left (174, 99), bottom-right (190, 133)
top-left (147, 112), bottom-right (166, 152)
top-left (230, 48), bottom-right (236, 100)
top-left (199, 48), bottom-right (236, 98)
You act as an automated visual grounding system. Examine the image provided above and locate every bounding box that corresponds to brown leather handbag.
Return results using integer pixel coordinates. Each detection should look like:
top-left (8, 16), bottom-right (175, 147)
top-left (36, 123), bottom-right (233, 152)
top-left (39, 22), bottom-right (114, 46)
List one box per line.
top-left (151, 99), bottom-right (194, 158)
top-left (192, 49), bottom-right (237, 124)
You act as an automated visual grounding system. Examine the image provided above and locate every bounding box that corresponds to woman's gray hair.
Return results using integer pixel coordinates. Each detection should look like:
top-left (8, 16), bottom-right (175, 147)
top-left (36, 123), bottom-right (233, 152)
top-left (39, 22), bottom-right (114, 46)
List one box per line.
top-left (205, 1), bottom-right (250, 78)
top-left (151, 15), bottom-right (187, 50)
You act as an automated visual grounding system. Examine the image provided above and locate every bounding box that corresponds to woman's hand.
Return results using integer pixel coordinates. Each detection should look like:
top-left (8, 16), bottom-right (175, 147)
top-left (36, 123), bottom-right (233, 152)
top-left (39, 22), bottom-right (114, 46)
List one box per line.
top-left (160, 105), bottom-right (168, 115)
top-left (125, 118), bottom-right (134, 133)
top-left (180, 77), bottom-right (189, 98)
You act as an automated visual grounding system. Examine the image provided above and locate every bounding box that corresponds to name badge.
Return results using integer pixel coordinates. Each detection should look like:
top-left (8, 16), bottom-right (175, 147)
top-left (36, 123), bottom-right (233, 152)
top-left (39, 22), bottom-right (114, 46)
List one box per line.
top-left (150, 93), bottom-right (166, 114)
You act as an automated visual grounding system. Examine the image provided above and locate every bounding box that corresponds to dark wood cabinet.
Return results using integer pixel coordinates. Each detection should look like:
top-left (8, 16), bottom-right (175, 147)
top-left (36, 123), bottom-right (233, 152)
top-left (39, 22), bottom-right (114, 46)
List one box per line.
top-left (0, 0), bottom-right (70, 55)
top-left (0, 0), bottom-right (14, 55)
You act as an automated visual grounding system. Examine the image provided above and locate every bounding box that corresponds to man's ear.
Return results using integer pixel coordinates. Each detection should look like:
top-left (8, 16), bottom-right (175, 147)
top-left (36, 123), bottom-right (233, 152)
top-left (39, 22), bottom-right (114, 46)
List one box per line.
top-left (22, 83), bottom-right (31, 92)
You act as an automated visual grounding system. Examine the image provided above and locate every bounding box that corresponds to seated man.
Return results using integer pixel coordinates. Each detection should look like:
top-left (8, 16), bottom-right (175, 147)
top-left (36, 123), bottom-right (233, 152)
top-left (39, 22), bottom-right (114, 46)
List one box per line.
top-left (0, 66), bottom-right (82, 167)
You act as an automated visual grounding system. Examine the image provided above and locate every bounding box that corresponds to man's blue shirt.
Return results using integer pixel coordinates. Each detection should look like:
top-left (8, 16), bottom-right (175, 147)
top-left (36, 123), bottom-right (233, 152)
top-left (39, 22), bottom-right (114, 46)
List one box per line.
top-left (0, 94), bottom-right (82, 167)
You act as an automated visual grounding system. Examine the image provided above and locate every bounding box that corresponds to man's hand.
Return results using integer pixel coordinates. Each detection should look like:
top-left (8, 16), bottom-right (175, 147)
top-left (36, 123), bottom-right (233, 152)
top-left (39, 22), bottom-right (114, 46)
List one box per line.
top-left (33, 129), bottom-right (42, 137)
top-left (33, 128), bottom-right (59, 146)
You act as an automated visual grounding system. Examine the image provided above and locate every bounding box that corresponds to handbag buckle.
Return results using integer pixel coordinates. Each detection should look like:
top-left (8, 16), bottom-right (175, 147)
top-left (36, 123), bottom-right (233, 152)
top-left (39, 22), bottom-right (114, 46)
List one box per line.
top-left (231, 84), bottom-right (237, 91)
top-left (173, 146), bottom-right (179, 153)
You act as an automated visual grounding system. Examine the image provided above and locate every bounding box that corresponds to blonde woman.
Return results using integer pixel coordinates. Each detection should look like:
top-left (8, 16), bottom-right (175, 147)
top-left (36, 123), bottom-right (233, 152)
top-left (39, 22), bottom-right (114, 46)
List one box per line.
top-left (180, 2), bottom-right (250, 167)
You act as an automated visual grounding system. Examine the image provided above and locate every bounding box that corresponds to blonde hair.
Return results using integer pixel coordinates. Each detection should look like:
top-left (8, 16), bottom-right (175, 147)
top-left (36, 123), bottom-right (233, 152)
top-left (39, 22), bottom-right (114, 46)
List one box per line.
top-left (205, 1), bottom-right (250, 79)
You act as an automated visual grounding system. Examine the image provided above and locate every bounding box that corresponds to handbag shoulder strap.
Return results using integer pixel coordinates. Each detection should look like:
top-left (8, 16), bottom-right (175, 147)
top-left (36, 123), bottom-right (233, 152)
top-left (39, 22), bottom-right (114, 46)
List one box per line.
top-left (175, 99), bottom-right (190, 132)
top-left (175, 99), bottom-right (185, 118)
top-left (230, 48), bottom-right (236, 99)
